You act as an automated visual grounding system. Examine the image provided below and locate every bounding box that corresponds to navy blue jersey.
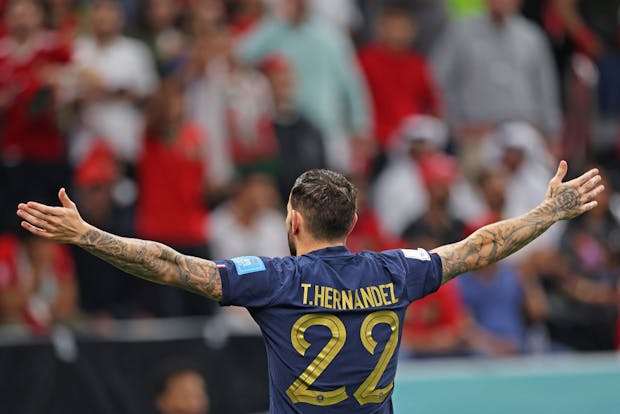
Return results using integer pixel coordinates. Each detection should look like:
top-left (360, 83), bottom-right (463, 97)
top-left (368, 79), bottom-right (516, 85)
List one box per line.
top-left (216, 246), bottom-right (443, 414)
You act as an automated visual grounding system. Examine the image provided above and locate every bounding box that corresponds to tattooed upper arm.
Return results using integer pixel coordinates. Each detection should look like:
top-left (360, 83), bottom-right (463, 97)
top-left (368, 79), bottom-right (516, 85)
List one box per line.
top-left (433, 240), bottom-right (475, 284)
top-left (433, 208), bottom-right (555, 284)
top-left (78, 227), bottom-right (223, 302)
top-left (170, 254), bottom-right (223, 301)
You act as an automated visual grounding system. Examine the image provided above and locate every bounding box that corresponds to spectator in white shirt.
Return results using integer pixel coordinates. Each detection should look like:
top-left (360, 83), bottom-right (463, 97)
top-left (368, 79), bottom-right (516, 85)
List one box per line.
top-left (210, 173), bottom-right (289, 260)
top-left (482, 122), bottom-right (565, 259)
top-left (72, 0), bottom-right (158, 165)
top-left (372, 115), bottom-right (448, 236)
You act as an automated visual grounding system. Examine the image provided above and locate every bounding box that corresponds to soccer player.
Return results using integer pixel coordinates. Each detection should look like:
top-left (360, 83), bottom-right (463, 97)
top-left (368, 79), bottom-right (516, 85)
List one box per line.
top-left (16, 162), bottom-right (603, 413)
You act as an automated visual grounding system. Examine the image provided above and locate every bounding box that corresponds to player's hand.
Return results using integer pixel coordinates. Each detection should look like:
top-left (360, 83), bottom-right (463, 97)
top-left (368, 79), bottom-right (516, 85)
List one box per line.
top-left (544, 161), bottom-right (604, 221)
top-left (16, 188), bottom-right (90, 244)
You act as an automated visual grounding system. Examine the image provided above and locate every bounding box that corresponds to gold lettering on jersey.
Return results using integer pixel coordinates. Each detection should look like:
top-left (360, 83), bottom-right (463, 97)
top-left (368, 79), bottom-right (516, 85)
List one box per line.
top-left (314, 285), bottom-right (325, 307)
top-left (301, 283), bottom-right (311, 304)
top-left (342, 290), bottom-right (353, 309)
top-left (324, 287), bottom-right (333, 308)
top-left (301, 283), bottom-right (400, 310)
top-left (360, 288), bottom-right (375, 308)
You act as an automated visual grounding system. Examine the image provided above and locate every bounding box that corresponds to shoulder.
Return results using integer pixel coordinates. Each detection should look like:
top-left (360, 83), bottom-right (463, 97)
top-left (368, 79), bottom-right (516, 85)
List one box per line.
top-left (307, 18), bottom-right (350, 48)
top-left (73, 36), bottom-right (95, 59)
top-left (257, 209), bottom-right (287, 228)
top-left (210, 204), bottom-right (235, 232)
top-left (374, 158), bottom-right (417, 189)
top-left (357, 44), bottom-right (378, 60)
top-left (511, 16), bottom-right (548, 44)
top-left (451, 17), bottom-right (483, 37)
top-left (366, 248), bottom-right (430, 269)
top-left (230, 255), bottom-right (297, 274)
top-left (242, 17), bottom-right (286, 41)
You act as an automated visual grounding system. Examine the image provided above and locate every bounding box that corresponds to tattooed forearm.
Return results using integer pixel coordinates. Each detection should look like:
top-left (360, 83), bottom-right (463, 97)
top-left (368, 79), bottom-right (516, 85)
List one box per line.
top-left (78, 227), bottom-right (222, 301)
top-left (435, 185), bottom-right (582, 284)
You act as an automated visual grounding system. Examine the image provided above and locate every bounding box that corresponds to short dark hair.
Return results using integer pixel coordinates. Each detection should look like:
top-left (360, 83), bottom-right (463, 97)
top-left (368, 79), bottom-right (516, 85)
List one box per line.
top-left (379, 1), bottom-right (411, 18)
top-left (290, 170), bottom-right (358, 241)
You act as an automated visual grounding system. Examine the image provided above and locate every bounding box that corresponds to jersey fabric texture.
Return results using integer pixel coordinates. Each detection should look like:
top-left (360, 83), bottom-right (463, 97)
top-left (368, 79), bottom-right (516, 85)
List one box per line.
top-left (217, 246), bottom-right (443, 414)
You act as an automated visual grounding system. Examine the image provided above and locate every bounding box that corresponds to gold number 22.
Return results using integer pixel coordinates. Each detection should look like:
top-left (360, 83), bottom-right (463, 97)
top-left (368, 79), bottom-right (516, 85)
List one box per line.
top-left (285, 310), bottom-right (399, 406)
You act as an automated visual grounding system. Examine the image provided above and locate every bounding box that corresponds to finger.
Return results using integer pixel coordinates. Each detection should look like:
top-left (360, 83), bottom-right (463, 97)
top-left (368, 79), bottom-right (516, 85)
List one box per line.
top-left (583, 185), bottom-right (605, 203)
top-left (568, 168), bottom-right (599, 187)
top-left (20, 221), bottom-right (52, 238)
top-left (552, 160), bottom-right (568, 183)
top-left (579, 175), bottom-right (601, 193)
top-left (19, 204), bottom-right (57, 223)
top-left (24, 202), bottom-right (64, 217)
top-left (58, 188), bottom-right (75, 209)
top-left (580, 201), bottom-right (598, 213)
top-left (16, 209), bottom-right (52, 231)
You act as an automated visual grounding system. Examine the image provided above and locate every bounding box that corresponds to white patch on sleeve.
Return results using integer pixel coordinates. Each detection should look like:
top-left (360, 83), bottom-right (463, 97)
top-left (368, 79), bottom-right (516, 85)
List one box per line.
top-left (401, 248), bottom-right (431, 261)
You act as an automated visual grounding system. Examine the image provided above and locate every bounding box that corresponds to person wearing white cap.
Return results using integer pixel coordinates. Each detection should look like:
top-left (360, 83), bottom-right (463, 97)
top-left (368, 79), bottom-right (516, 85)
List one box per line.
top-left (481, 121), bottom-right (565, 259)
top-left (372, 115), bottom-right (482, 237)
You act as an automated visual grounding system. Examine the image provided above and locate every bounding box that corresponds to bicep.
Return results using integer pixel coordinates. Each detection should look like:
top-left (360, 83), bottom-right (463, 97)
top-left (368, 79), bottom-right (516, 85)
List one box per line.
top-left (167, 254), bottom-right (223, 302)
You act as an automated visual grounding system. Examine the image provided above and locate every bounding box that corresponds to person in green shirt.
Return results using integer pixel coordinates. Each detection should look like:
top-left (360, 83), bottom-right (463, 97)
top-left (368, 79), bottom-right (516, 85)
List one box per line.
top-left (238, 0), bottom-right (371, 174)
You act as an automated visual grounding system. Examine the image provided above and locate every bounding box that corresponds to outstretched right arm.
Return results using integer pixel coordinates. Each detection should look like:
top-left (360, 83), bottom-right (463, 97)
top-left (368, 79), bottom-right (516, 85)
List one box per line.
top-left (433, 161), bottom-right (604, 285)
top-left (16, 189), bottom-right (222, 301)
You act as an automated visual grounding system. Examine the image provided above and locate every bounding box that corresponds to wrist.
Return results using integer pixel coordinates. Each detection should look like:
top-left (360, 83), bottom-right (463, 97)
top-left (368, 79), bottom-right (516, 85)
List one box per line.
top-left (74, 222), bottom-right (94, 246)
top-left (534, 200), bottom-right (561, 223)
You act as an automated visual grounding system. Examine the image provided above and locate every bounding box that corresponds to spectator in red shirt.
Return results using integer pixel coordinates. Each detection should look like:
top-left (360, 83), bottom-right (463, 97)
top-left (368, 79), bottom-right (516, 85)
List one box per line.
top-left (0, 0), bottom-right (72, 232)
top-left (358, 3), bottom-right (442, 151)
top-left (347, 176), bottom-right (399, 253)
top-left (401, 281), bottom-right (468, 358)
top-left (0, 232), bottom-right (77, 334)
top-left (135, 79), bottom-right (214, 316)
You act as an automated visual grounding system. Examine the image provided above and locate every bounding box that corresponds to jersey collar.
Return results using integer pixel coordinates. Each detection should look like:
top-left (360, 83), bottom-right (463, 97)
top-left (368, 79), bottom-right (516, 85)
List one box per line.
top-left (305, 245), bottom-right (351, 257)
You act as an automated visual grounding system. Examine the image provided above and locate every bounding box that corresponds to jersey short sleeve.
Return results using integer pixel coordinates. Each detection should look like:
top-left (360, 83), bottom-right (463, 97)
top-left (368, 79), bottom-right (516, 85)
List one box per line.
top-left (216, 256), bottom-right (295, 308)
top-left (382, 248), bottom-right (443, 302)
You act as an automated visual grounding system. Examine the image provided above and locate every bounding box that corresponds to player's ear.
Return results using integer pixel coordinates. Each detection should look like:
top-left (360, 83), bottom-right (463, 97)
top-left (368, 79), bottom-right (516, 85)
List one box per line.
top-left (347, 213), bottom-right (358, 236)
top-left (291, 209), bottom-right (302, 235)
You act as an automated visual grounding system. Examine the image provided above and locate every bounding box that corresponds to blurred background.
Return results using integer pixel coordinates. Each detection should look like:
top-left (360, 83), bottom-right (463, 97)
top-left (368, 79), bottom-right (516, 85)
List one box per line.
top-left (0, 0), bottom-right (619, 413)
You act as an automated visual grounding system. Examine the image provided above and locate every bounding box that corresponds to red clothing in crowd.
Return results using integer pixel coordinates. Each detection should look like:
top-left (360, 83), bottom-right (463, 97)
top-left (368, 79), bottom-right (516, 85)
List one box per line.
top-left (401, 281), bottom-right (465, 348)
top-left (358, 44), bottom-right (441, 148)
top-left (136, 124), bottom-right (209, 246)
top-left (0, 234), bottom-right (74, 331)
top-left (347, 208), bottom-right (402, 253)
top-left (231, 16), bottom-right (261, 37)
top-left (0, 32), bottom-right (71, 162)
top-left (348, 209), bottom-right (388, 252)
top-left (0, 235), bottom-right (74, 289)
top-left (0, 0), bottom-right (7, 37)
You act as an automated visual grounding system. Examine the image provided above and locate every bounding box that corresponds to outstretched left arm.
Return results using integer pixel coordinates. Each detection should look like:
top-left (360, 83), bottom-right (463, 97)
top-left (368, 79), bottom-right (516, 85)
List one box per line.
top-left (16, 189), bottom-right (222, 301)
top-left (434, 161), bottom-right (604, 284)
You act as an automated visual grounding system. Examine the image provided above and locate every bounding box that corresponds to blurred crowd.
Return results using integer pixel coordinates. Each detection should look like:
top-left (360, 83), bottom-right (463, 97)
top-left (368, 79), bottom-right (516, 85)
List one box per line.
top-left (0, 0), bottom-right (619, 358)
